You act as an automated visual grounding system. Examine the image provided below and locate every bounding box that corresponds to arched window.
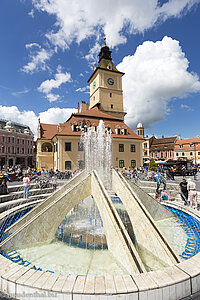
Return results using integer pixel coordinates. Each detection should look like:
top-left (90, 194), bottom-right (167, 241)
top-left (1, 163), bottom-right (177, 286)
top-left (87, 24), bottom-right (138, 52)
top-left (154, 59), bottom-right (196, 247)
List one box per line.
top-left (41, 143), bottom-right (53, 152)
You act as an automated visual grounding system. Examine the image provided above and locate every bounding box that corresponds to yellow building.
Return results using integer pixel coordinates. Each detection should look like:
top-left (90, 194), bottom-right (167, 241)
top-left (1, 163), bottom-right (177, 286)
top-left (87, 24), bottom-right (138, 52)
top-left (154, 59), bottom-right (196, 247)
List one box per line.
top-left (175, 137), bottom-right (200, 164)
top-left (36, 40), bottom-right (144, 171)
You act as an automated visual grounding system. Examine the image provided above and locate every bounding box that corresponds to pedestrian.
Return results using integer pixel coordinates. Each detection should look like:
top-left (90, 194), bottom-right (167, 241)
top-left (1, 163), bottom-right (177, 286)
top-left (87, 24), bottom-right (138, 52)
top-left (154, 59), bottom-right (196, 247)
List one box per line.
top-left (192, 165), bottom-right (198, 180)
top-left (182, 165), bottom-right (186, 178)
top-left (161, 172), bottom-right (166, 190)
top-left (187, 178), bottom-right (198, 209)
top-left (52, 174), bottom-right (57, 191)
top-left (23, 173), bottom-right (30, 199)
top-left (179, 178), bottom-right (188, 206)
top-left (156, 172), bottom-right (162, 193)
top-left (0, 179), bottom-right (8, 195)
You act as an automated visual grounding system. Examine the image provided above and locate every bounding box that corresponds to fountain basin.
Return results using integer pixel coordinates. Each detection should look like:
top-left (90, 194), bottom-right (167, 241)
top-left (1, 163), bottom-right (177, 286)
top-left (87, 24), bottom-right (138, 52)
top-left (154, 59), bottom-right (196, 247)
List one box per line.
top-left (1, 202), bottom-right (200, 299)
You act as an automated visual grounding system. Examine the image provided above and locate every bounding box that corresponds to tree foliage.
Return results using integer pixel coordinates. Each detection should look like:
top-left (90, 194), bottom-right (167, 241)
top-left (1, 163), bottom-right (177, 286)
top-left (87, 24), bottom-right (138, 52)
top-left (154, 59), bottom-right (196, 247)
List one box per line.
top-left (148, 158), bottom-right (157, 171)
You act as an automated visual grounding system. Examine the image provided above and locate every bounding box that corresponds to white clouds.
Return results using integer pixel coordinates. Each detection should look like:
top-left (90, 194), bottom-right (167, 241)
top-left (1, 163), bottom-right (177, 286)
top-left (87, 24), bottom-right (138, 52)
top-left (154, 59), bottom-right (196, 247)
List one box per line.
top-left (75, 86), bottom-right (90, 93)
top-left (0, 105), bottom-right (76, 138)
top-left (21, 46), bottom-right (53, 74)
top-left (32, 0), bottom-right (200, 50)
top-left (39, 107), bottom-right (76, 124)
top-left (181, 104), bottom-right (193, 111)
top-left (11, 88), bottom-right (30, 97)
top-left (117, 36), bottom-right (200, 129)
top-left (38, 66), bottom-right (71, 102)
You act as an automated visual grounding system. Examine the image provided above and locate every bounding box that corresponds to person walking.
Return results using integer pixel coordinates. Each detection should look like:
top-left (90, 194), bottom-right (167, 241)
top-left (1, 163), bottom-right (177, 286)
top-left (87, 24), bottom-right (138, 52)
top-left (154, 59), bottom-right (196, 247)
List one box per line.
top-left (156, 172), bottom-right (162, 193)
top-left (23, 174), bottom-right (30, 199)
top-left (52, 174), bottom-right (57, 191)
top-left (187, 178), bottom-right (198, 209)
top-left (179, 178), bottom-right (188, 206)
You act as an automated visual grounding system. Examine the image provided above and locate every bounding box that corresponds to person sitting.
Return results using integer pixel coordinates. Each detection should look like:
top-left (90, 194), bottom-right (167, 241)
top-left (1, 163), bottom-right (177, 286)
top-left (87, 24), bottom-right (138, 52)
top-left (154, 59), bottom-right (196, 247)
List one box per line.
top-left (161, 191), bottom-right (168, 201)
top-left (153, 191), bottom-right (161, 201)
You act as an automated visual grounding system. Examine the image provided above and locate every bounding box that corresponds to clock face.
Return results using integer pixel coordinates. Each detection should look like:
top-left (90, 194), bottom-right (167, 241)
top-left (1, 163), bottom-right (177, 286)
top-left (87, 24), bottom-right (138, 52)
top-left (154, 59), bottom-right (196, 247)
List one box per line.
top-left (107, 78), bottom-right (114, 85)
top-left (93, 81), bottom-right (96, 89)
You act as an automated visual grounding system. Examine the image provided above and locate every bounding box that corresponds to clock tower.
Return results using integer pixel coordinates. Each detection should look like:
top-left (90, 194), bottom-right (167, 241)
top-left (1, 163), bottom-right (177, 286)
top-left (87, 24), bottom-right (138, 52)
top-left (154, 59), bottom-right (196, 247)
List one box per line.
top-left (88, 38), bottom-right (126, 120)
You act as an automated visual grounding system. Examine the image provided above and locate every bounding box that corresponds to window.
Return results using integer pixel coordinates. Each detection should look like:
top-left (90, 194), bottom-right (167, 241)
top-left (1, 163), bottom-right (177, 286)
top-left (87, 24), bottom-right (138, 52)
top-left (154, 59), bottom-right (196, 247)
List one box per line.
top-left (30, 148), bottom-right (32, 154)
top-left (124, 128), bottom-right (127, 135)
top-left (65, 142), bottom-right (71, 151)
top-left (131, 160), bottom-right (136, 168)
top-left (182, 152), bottom-right (185, 156)
top-left (17, 138), bottom-right (19, 144)
top-left (176, 153), bottom-right (179, 157)
top-left (190, 144), bottom-right (193, 147)
top-left (2, 136), bottom-right (5, 143)
top-left (12, 146), bottom-right (14, 154)
top-left (130, 144), bottom-right (135, 152)
top-left (28, 148), bottom-right (29, 154)
top-left (8, 146), bottom-right (10, 153)
top-left (22, 148), bottom-right (24, 154)
top-left (12, 137), bottom-right (14, 143)
top-left (144, 143), bottom-right (147, 148)
top-left (190, 152), bottom-right (193, 156)
top-left (111, 104), bottom-right (113, 109)
top-left (28, 140), bottom-right (29, 145)
top-left (119, 144), bottom-right (124, 152)
top-left (119, 160), bottom-right (124, 168)
top-left (65, 161), bottom-right (71, 170)
top-left (117, 128), bottom-right (120, 135)
top-left (22, 139), bottom-right (24, 145)
top-left (1, 146), bottom-right (5, 153)
top-left (17, 147), bottom-right (19, 154)
top-left (31, 141), bottom-right (32, 145)
top-left (180, 145), bottom-right (183, 148)
top-left (110, 93), bottom-right (112, 97)
top-left (8, 137), bottom-right (10, 143)
top-left (198, 152), bottom-right (200, 156)
top-left (78, 142), bottom-right (83, 151)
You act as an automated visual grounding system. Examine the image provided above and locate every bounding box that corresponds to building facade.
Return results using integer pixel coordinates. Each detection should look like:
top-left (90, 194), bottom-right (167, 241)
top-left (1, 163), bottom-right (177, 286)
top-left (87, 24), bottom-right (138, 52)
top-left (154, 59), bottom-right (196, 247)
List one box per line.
top-left (36, 41), bottom-right (144, 171)
top-left (149, 136), bottom-right (177, 160)
top-left (0, 120), bottom-right (34, 168)
top-left (136, 123), bottom-right (151, 163)
top-left (174, 137), bottom-right (200, 164)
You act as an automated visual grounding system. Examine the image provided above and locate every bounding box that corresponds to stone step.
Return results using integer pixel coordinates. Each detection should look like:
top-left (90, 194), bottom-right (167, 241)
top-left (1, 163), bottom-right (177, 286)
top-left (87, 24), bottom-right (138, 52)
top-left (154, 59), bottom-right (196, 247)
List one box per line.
top-left (0, 196), bottom-right (46, 213)
top-left (139, 185), bottom-right (178, 197)
top-left (7, 180), bottom-right (66, 193)
top-left (137, 180), bottom-right (178, 190)
top-left (0, 187), bottom-right (54, 203)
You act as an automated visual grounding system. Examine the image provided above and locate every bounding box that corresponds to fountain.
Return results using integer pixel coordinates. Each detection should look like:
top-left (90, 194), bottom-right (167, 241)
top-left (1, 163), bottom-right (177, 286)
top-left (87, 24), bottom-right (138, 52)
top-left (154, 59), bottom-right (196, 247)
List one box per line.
top-left (0, 120), bottom-right (200, 299)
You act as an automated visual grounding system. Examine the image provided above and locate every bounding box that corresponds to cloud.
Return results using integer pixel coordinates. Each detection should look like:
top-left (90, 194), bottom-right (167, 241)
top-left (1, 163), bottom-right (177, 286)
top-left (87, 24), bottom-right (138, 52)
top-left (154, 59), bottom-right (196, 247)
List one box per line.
top-left (21, 46), bottom-right (53, 74)
top-left (11, 88), bottom-right (30, 97)
top-left (38, 66), bottom-right (72, 102)
top-left (0, 105), bottom-right (76, 138)
top-left (75, 86), bottom-right (90, 93)
top-left (180, 104), bottom-right (193, 111)
top-left (31, 0), bottom-right (200, 50)
top-left (116, 36), bottom-right (200, 129)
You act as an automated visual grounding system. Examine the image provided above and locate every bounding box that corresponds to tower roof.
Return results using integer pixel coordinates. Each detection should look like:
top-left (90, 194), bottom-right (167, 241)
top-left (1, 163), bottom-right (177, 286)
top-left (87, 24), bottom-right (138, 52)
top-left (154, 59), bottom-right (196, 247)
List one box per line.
top-left (98, 37), bottom-right (112, 63)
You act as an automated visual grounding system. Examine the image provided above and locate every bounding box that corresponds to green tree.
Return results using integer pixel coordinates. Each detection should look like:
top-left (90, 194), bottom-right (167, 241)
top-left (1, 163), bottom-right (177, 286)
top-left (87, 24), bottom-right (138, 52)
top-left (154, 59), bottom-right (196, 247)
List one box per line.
top-left (148, 158), bottom-right (157, 171)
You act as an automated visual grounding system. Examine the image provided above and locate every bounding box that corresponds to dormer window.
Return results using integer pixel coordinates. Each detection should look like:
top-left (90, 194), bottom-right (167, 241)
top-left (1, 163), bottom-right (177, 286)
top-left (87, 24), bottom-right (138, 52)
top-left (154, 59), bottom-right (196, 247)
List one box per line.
top-left (124, 128), bottom-right (127, 135)
top-left (117, 128), bottom-right (121, 135)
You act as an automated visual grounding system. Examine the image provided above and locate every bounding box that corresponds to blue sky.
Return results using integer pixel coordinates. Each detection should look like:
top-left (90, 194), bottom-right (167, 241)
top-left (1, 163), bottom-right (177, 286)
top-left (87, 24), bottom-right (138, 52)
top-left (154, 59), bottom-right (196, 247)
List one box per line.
top-left (0, 0), bottom-right (200, 138)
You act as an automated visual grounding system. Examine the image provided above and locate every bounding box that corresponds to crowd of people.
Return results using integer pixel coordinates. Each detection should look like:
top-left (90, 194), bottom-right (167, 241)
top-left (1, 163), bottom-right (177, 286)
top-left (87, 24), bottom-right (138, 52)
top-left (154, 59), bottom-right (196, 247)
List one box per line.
top-left (0, 166), bottom-right (80, 198)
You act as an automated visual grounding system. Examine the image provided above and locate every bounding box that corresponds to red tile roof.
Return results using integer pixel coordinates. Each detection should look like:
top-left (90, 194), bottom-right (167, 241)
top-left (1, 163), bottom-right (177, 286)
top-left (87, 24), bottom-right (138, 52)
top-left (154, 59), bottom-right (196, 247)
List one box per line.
top-left (39, 107), bottom-right (143, 140)
top-left (39, 123), bottom-right (57, 140)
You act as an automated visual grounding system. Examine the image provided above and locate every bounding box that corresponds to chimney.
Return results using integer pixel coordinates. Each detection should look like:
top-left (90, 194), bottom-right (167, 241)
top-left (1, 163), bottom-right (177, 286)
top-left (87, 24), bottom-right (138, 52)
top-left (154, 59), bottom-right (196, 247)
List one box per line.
top-left (77, 102), bottom-right (80, 113)
top-left (80, 101), bottom-right (89, 112)
top-left (178, 134), bottom-right (181, 140)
